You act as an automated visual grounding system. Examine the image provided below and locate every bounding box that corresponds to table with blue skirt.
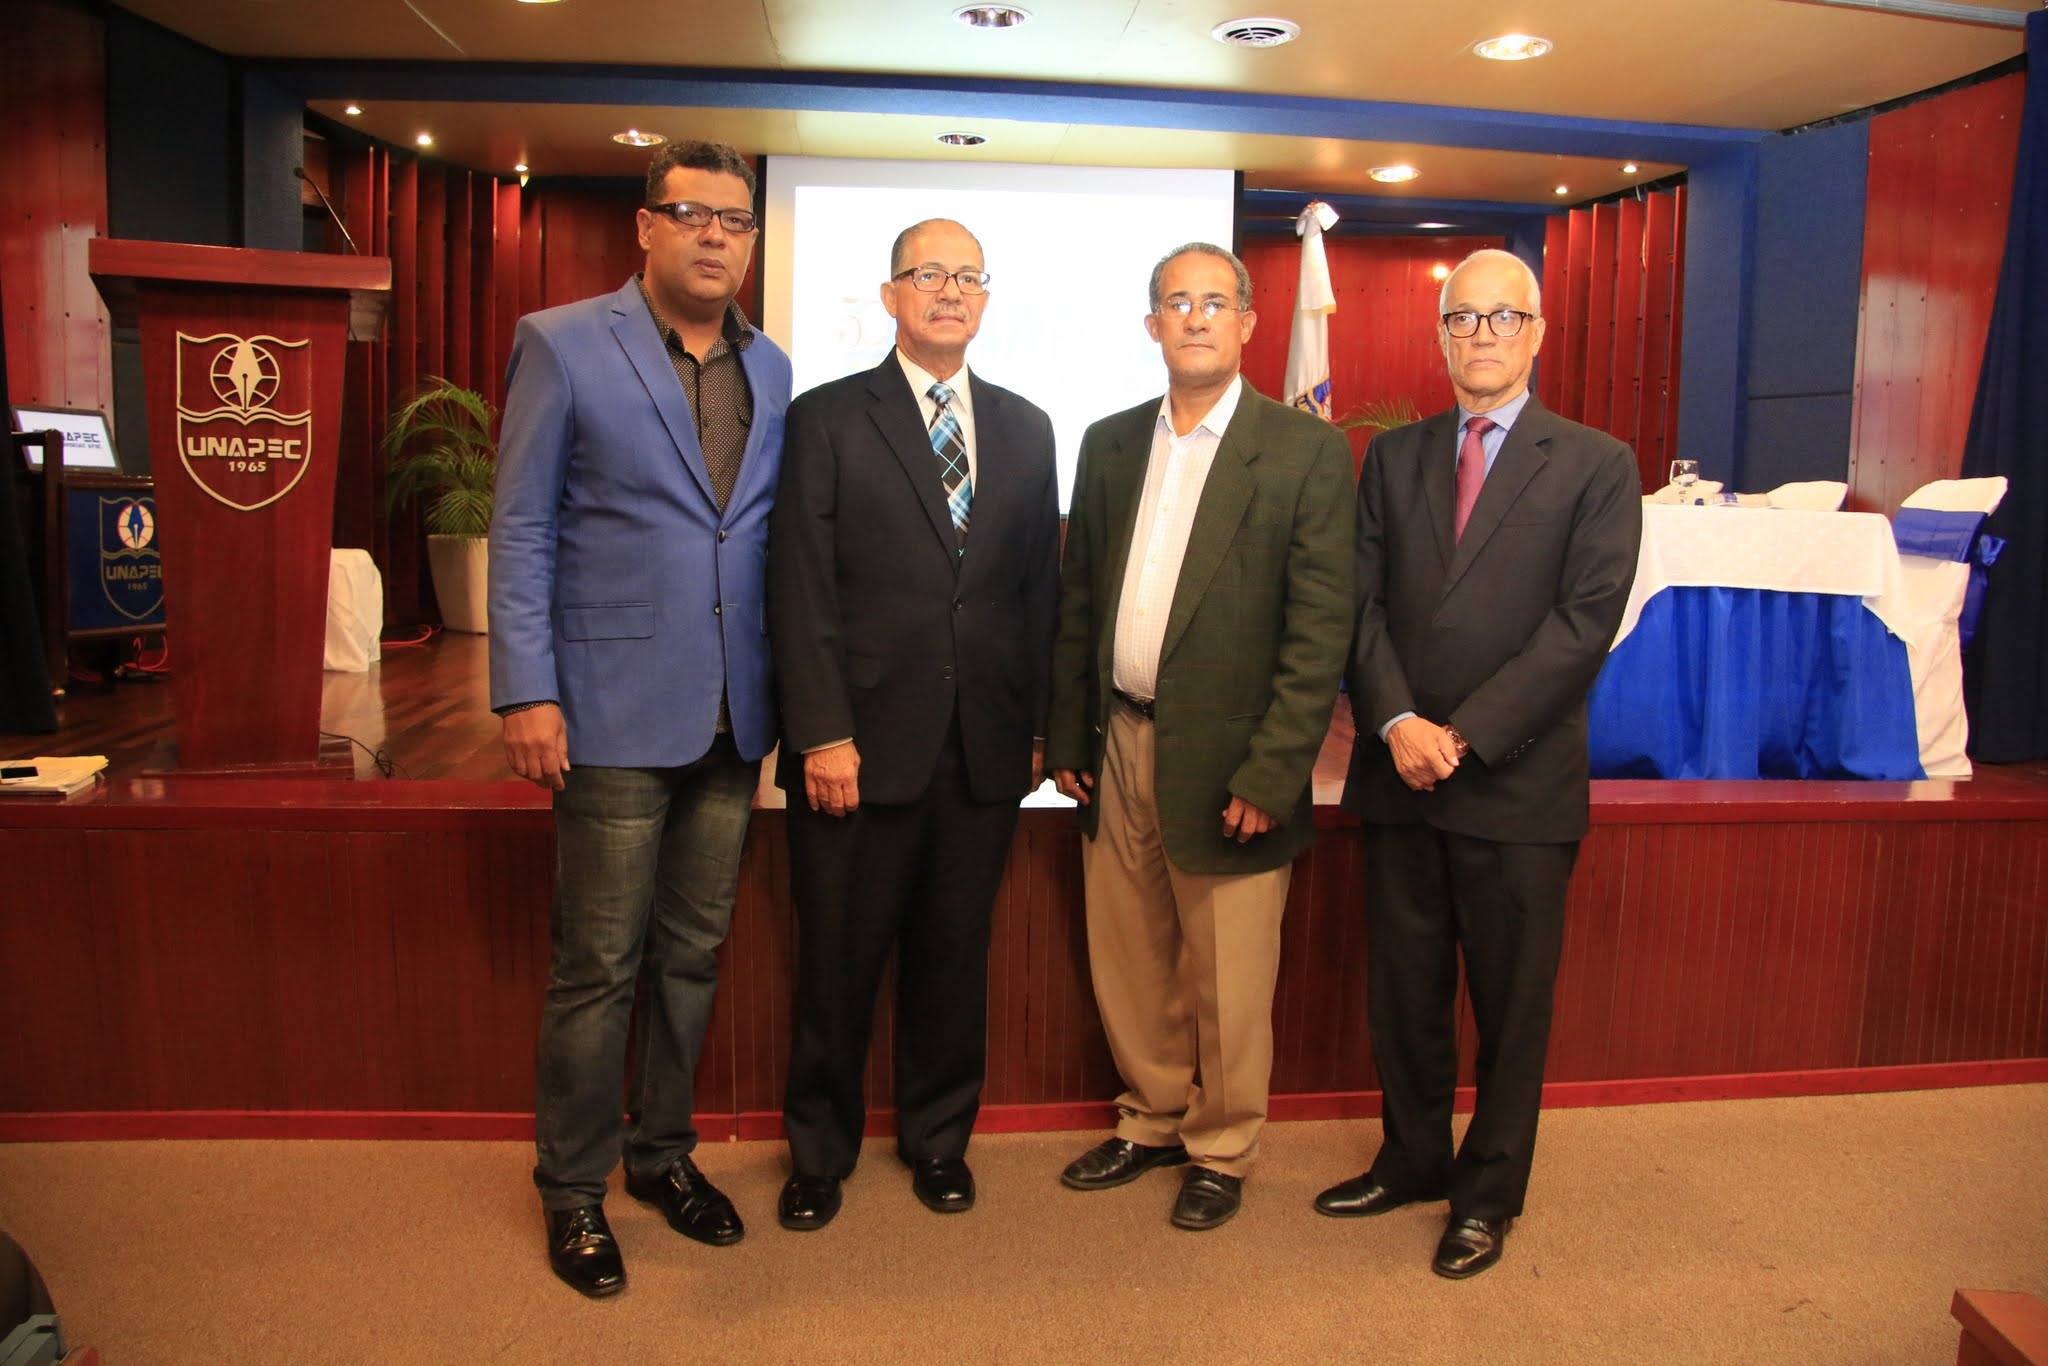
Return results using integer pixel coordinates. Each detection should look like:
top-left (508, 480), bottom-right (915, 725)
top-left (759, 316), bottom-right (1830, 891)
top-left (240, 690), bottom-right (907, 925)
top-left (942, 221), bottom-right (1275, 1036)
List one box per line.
top-left (1588, 504), bottom-right (1925, 780)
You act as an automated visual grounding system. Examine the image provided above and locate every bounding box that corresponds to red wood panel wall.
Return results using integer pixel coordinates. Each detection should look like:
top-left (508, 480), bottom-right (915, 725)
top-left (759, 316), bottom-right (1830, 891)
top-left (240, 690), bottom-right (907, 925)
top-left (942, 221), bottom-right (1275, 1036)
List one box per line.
top-left (1538, 187), bottom-right (1688, 491)
top-left (1239, 235), bottom-right (1500, 465)
top-left (1848, 73), bottom-right (2025, 516)
top-left (0, 0), bottom-right (111, 420)
top-left (3, 795), bottom-right (2043, 1131)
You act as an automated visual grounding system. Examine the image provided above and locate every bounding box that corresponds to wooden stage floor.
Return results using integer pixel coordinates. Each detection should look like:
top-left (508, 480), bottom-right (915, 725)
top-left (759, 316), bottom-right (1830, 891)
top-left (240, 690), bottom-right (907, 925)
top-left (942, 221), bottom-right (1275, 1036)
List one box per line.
top-left (4, 630), bottom-right (2045, 1142)
top-left (5, 627), bottom-right (2046, 808)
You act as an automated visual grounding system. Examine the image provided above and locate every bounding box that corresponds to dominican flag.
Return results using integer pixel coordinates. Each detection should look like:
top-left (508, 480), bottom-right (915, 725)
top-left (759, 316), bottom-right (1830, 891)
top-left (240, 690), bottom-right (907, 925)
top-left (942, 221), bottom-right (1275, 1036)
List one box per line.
top-left (1283, 201), bottom-right (1339, 419)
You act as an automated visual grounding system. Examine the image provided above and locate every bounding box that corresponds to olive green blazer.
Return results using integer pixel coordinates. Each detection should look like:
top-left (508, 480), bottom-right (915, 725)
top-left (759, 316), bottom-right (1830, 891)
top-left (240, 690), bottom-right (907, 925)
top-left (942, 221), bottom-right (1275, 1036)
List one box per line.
top-left (1047, 385), bottom-right (1354, 875)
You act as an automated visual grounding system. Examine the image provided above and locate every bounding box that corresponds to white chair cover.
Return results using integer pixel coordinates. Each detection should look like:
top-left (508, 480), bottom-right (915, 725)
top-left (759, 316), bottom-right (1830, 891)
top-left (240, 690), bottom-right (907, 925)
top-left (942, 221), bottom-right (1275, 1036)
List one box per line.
top-left (325, 548), bottom-right (384, 673)
top-left (1892, 477), bottom-right (2008, 777)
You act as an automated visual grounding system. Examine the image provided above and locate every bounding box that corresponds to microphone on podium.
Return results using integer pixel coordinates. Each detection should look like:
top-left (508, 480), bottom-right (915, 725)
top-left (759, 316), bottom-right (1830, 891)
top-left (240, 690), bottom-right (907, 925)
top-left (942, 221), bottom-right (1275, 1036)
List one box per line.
top-left (294, 166), bottom-right (360, 255)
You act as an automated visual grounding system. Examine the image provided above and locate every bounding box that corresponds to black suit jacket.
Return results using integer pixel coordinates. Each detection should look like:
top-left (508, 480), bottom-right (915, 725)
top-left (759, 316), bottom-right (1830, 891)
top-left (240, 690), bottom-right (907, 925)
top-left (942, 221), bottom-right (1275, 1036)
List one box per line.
top-left (1341, 397), bottom-right (1641, 844)
top-left (769, 354), bottom-right (1061, 805)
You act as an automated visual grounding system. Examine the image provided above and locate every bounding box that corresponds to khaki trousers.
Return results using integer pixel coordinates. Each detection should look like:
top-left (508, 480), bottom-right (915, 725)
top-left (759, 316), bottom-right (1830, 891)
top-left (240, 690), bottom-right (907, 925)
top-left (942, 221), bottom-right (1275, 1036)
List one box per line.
top-left (1082, 705), bottom-right (1290, 1177)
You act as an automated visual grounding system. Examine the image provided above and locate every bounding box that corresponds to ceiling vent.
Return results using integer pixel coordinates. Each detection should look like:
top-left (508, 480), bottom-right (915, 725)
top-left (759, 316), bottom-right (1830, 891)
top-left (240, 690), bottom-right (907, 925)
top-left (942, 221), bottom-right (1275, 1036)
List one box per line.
top-left (1210, 17), bottom-right (1301, 48)
top-left (935, 131), bottom-right (989, 147)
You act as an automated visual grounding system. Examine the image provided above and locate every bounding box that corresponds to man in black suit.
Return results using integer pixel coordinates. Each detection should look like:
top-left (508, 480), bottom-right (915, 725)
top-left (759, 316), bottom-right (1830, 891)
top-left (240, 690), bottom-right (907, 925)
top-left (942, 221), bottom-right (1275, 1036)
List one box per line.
top-left (768, 218), bottom-right (1061, 1230)
top-left (1318, 248), bottom-right (1640, 1278)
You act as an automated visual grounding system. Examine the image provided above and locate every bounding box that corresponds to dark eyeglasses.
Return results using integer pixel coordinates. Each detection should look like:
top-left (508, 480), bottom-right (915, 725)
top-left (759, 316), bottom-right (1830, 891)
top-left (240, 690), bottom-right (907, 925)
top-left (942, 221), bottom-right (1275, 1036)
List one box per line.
top-left (646, 200), bottom-right (758, 234)
top-left (893, 267), bottom-right (991, 295)
top-left (1442, 308), bottom-right (1536, 339)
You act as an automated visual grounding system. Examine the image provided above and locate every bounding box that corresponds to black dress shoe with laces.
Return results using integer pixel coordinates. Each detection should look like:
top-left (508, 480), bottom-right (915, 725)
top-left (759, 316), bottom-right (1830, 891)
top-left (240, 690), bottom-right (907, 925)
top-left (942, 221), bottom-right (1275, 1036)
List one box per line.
top-left (1313, 1173), bottom-right (1418, 1218)
top-left (777, 1174), bottom-right (843, 1231)
top-left (625, 1155), bottom-right (745, 1247)
top-left (910, 1157), bottom-right (976, 1213)
top-left (1432, 1214), bottom-right (1512, 1279)
top-left (545, 1204), bottom-right (626, 1298)
top-left (1169, 1167), bottom-right (1243, 1231)
top-left (1060, 1137), bottom-right (1191, 1191)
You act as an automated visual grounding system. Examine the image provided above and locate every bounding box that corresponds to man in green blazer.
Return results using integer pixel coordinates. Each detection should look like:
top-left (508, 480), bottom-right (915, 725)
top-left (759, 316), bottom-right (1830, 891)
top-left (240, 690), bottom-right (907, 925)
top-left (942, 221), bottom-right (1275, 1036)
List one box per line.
top-left (1047, 242), bottom-right (1354, 1231)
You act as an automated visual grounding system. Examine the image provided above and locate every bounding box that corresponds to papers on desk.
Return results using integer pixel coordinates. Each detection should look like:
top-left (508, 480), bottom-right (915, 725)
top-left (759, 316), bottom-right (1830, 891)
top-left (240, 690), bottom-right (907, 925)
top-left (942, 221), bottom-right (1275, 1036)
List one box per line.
top-left (0, 755), bottom-right (109, 798)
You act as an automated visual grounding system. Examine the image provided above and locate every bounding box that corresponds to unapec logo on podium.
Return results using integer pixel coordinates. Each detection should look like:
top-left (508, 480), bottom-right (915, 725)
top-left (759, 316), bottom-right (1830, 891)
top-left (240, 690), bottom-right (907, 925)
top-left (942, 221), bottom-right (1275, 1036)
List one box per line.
top-left (174, 331), bottom-right (314, 511)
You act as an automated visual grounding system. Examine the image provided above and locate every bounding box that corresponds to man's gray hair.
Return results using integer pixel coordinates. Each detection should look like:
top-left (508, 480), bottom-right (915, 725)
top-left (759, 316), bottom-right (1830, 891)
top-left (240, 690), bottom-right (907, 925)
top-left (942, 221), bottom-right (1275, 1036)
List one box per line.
top-left (1440, 248), bottom-right (1543, 314)
top-left (1149, 243), bottom-right (1254, 312)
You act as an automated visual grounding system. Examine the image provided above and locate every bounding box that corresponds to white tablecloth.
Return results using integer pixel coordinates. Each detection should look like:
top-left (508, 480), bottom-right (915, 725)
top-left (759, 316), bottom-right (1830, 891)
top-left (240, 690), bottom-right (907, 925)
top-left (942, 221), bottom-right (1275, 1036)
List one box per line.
top-left (1614, 505), bottom-right (1910, 646)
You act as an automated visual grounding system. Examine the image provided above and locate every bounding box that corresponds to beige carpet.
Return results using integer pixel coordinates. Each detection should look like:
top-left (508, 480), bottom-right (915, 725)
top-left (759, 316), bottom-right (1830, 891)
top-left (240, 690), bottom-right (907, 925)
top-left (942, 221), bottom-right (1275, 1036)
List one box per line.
top-left (2, 1086), bottom-right (2045, 1365)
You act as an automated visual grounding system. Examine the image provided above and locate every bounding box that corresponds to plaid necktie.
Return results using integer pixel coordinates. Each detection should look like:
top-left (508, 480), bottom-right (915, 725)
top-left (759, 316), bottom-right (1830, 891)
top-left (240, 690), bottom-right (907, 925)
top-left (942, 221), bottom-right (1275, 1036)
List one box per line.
top-left (928, 381), bottom-right (972, 540)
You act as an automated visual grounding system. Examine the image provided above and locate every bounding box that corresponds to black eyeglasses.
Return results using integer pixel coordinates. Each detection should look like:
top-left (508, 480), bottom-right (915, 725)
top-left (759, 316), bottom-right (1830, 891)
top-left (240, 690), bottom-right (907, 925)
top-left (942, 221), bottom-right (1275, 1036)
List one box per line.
top-left (646, 201), bottom-right (759, 234)
top-left (1157, 297), bottom-right (1240, 321)
top-left (894, 267), bottom-right (991, 295)
top-left (1442, 308), bottom-right (1536, 339)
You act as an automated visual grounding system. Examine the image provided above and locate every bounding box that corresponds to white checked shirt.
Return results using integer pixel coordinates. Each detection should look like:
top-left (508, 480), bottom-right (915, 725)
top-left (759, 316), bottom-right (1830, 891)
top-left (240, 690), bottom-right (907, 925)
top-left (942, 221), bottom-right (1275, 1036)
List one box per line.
top-left (897, 350), bottom-right (977, 487)
top-left (1112, 375), bottom-right (1243, 701)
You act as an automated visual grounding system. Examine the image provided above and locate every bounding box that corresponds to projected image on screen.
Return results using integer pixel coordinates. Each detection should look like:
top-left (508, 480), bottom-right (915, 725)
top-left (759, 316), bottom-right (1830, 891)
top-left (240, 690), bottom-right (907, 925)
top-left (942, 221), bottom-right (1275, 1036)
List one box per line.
top-left (764, 159), bottom-right (1238, 507)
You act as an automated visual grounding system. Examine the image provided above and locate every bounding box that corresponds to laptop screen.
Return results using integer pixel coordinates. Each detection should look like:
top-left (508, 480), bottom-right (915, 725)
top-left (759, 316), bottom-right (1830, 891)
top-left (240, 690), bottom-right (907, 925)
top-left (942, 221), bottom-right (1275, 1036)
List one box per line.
top-left (12, 407), bottom-right (120, 472)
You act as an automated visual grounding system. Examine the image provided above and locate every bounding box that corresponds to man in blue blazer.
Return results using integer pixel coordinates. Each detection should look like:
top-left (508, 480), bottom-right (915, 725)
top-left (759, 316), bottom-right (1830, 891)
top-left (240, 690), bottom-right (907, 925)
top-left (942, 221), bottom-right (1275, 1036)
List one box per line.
top-left (488, 141), bottom-right (792, 1297)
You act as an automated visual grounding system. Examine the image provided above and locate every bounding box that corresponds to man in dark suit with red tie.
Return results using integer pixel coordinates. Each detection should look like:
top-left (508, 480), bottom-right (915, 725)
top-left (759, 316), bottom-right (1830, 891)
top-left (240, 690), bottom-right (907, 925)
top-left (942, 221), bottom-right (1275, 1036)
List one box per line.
top-left (767, 218), bottom-right (1061, 1230)
top-left (1319, 248), bottom-right (1640, 1278)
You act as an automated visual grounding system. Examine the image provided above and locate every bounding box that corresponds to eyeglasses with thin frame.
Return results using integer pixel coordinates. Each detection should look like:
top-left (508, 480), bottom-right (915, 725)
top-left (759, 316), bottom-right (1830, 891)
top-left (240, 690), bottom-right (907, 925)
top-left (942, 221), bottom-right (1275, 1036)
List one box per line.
top-left (1441, 308), bottom-right (1536, 339)
top-left (645, 200), bottom-right (759, 234)
top-left (1157, 297), bottom-right (1241, 321)
top-left (893, 267), bottom-right (991, 295)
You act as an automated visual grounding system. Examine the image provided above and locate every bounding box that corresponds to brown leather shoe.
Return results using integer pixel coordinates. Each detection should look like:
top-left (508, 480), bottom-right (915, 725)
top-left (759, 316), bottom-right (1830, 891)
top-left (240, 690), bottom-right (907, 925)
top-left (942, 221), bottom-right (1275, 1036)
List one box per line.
top-left (1060, 1137), bottom-right (1190, 1191)
top-left (1313, 1173), bottom-right (1417, 1218)
top-left (1169, 1167), bottom-right (1243, 1231)
top-left (545, 1204), bottom-right (625, 1298)
top-left (625, 1155), bottom-right (744, 1247)
top-left (1432, 1214), bottom-right (1512, 1279)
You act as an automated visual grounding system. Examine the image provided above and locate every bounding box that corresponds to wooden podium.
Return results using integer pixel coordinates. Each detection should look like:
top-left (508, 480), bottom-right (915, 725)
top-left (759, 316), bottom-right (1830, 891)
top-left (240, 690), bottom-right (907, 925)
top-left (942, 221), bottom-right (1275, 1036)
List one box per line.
top-left (88, 240), bottom-right (390, 774)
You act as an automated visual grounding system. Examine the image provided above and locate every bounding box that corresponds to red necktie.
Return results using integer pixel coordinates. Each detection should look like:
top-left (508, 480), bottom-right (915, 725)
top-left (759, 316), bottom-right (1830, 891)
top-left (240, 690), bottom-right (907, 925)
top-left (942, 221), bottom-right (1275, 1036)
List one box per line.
top-left (1453, 416), bottom-right (1496, 542)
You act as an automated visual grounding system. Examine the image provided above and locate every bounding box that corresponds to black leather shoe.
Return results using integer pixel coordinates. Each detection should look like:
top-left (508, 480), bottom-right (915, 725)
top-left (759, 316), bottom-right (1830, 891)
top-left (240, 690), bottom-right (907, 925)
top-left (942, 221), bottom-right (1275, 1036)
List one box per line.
top-left (1432, 1214), bottom-right (1512, 1279)
top-left (1169, 1167), bottom-right (1243, 1231)
top-left (1314, 1173), bottom-right (1416, 1218)
top-left (545, 1204), bottom-right (625, 1298)
top-left (777, 1174), bottom-right (843, 1231)
top-left (1060, 1137), bottom-right (1190, 1191)
top-left (910, 1157), bottom-right (975, 1213)
top-left (626, 1156), bottom-right (745, 1247)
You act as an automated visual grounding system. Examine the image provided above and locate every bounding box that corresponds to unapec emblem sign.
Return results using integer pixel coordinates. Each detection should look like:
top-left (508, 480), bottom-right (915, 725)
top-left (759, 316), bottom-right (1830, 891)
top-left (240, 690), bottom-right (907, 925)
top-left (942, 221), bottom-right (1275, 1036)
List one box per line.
top-left (65, 491), bottom-right (166, 631)
top-left (175, 331), bottom-right (314, 511)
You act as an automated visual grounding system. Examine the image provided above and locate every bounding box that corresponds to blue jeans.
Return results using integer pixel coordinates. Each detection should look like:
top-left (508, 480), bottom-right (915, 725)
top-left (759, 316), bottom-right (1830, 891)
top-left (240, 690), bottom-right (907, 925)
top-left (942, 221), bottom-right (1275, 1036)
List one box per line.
top-left (532, 737), bottom-right (756, 1210)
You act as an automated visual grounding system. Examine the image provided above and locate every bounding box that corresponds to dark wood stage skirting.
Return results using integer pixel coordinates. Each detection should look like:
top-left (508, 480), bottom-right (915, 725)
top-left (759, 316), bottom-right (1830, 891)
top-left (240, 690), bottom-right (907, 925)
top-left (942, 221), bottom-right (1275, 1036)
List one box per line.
top-left (4, 633), bottom-right (2046, 1142)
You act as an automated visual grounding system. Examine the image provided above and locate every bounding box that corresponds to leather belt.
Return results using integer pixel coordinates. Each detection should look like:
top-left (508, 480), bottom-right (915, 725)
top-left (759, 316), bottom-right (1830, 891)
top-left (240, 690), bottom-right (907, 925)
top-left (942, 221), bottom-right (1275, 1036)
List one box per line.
top-left (1112, 688), bottom-right (1157, 719)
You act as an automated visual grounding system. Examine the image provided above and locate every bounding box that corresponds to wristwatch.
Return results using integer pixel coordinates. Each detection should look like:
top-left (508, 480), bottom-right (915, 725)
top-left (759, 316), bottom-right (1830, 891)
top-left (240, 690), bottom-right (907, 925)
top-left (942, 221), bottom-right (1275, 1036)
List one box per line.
top-left (1443, 724), bottom-right (1472, 759)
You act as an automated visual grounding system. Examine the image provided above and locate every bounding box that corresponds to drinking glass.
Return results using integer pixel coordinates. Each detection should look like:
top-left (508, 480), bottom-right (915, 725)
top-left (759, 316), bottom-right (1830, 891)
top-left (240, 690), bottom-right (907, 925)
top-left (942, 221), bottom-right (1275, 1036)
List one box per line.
top-left (1668, 459), bottom-right (1699, 498)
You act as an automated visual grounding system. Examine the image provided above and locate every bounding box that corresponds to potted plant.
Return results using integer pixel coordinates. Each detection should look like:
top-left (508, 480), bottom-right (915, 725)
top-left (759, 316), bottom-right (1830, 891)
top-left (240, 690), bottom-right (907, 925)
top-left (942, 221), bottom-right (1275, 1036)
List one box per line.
top-left (382, 376), bottom-right (497, 634)
top-left (1335, 397), bottom-right (1424, 436)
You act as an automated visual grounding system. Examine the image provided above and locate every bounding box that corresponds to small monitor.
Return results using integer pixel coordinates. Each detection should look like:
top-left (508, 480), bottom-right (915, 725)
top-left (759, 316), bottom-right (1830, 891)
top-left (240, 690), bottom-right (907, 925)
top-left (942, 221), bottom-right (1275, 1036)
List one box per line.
top-left (11, 405), bottom-right (120, 473)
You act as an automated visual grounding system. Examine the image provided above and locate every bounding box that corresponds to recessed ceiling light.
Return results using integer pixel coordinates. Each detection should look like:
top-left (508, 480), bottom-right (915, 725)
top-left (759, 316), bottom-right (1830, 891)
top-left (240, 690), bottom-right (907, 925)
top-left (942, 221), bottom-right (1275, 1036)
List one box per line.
top-left (612, 129), bottom-right (666, 147)
top-left (935, 131), bottom-right (988, 147)
top-left (1413, 222), bottom-right (1454, 229)
top-left (415, 133), bottom-right (433, 147)
top-left (954, 4), bottom-right (1031, 27)
top-left (1622, 162), bottom-right (1640, 174)
top-left (514, 163), bottom-right (529, 173)
top-left (1554, 184), bottom-right (1570, 196)
top-left (515, 0), bottom-right (564, 5)
top-left (1369, 164), bottom-right (1420, 184)
top-left (343, 104), bottom-right (363, 116)
top-left (1211, 16), bottom-right (1301, 48)
top-left (1474, 33), bottom-right (1553, 61)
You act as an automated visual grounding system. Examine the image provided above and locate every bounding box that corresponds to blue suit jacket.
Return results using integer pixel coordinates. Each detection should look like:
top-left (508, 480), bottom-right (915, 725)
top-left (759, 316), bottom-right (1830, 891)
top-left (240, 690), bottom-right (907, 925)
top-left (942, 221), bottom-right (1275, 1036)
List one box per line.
top-left (488, 278), bottom-right (793, 766)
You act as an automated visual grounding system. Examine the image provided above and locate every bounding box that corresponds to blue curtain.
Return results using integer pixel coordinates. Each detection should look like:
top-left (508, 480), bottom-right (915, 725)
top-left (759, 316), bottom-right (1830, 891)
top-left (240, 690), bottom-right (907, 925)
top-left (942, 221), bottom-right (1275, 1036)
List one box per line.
top-left (1589, 587), bottom-right (1922, 780)
top-left (1959, 12), bottom-right (2047, 762)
